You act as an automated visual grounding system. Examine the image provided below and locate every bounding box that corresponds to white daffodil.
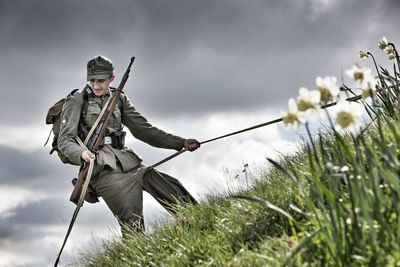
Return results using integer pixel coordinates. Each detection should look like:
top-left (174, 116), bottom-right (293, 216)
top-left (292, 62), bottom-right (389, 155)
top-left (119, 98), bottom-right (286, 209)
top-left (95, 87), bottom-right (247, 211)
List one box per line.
top-left (388, 52), bottom-right (396, 60)
top-left (296, 87), bottom-right (320, 112)
top-left (316, 76), bottom-right (340, 103)
top-left (345, 65), bottom-right (373, 85)
top-left (378, 36), bottom-right (389, 50)
top-left (359, 50), bottom-right (369, 59)
top-left (377, 37), bottom-right (397, 60)
top-left (384, 46), bottom-right (396, 60)
top-left (281, 98), bottom-right (303, 129)
top-left (384, 46), bottom-right (394, 54)
top-left (334, 100), bottom-right (364, 135)
top-left (360, 75), bottom-right (378, 99)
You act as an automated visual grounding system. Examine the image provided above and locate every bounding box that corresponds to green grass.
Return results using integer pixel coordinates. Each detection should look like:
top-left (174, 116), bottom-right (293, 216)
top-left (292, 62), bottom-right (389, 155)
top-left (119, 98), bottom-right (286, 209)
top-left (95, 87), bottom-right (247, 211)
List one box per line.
top-left (76, 118), bottom-right (400, 266)
top-left (76, 49), bottom-right (400, 267)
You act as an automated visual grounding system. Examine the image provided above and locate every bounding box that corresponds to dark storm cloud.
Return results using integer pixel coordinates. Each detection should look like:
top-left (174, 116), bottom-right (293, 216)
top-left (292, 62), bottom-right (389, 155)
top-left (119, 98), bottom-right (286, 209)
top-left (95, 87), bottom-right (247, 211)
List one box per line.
top-left (0, 201), bottom-right (61, 241)
top-left (96, 0), bottom-right (399, 116)
top-left (0, 196), bottom-right (115, 267)
top-left (0, 197), bottom-right (112, 239)
top-left (0, 0), bottom-right (133, 49)
top-left (0, 145), bottom-right (74, 192)
top-left (1, 0), bottom-right (399, 128)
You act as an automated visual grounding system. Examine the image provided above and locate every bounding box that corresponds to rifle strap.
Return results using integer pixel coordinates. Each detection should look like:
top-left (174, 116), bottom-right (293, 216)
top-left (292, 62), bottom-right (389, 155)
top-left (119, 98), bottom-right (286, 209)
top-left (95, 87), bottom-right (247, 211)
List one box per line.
top-left (54, 138), bottom-right (94, 267)
top-left (150, 93), bottom-right (364, 169)
top-left (84, 97), bottom-right (111, 145)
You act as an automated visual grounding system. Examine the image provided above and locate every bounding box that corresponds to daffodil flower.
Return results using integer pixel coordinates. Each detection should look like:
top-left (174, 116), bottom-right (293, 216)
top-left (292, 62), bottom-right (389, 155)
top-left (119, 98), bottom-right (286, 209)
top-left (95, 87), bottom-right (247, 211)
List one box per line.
top-left (296, 87), bottom-right (320, 112)
top-left (377, 37), bottom-right (397, 60)
top-left (388, 52), bottom-right (396, 60)
top-left (378, 36), bottom-right (389, 50)
top-left (316, 76), bottom-right (340, 103)
top-left (281, 98), bottom-right (303, 129)
top-left (360, 76), bottom-right (377, 99)
top-left (383, 46), bottom-right (396, 60)
top-left (345, 65), bottom-right (373, 85)
top-left (359, 50), bottom-right (369, 59)
top-left (383, 46), bottom-right (394, 54)
top-left (334, 100), bottom-right (363, 135)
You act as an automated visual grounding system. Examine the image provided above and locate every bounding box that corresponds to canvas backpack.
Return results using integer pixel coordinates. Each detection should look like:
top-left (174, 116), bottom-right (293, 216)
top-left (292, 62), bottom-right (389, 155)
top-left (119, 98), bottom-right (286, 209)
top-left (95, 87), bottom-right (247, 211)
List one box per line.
top-left (45, 88), bottom-right (123, 164)
top-left (45, 89), bottom-right (80, 164)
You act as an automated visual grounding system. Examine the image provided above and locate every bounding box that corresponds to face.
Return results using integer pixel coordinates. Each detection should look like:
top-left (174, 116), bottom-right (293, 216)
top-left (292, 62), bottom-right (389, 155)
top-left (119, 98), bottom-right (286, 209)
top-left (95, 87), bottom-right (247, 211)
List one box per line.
top-left (89, 75), bottom-right (115, 96)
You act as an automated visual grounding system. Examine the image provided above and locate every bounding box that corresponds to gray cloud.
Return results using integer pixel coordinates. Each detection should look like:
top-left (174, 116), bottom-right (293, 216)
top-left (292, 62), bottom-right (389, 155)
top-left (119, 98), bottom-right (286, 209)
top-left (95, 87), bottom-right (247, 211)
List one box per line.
top-left (0, 145), bottom-right (74, 193)
top-left (0, 195), bottom-right (117, 267)
top-left (1, 0), bottom-right (399, 127)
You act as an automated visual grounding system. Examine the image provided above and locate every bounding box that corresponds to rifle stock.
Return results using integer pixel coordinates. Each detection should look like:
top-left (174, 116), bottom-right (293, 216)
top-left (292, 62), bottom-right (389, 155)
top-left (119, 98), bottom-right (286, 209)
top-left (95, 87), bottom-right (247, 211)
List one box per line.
top-left (69, 57), bottom-right (135, 205)
top-left (70, 164), bottom-right (89, 204)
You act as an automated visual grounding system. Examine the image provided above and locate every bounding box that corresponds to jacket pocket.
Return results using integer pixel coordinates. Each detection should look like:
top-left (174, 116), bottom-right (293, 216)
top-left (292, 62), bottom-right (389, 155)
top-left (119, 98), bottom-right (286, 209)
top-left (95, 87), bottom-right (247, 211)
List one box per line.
top-left (109, 105), bottom-right (122, 130)
top-left (115, 148), bottom-right (143, 172)
top-left (85, 101), bottom-right (102, 128)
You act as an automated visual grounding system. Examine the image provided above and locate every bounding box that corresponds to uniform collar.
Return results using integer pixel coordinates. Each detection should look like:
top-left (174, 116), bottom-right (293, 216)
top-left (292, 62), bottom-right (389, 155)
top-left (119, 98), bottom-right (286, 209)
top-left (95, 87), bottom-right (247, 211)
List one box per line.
top-left (83, 84), bottom-right (111, 98)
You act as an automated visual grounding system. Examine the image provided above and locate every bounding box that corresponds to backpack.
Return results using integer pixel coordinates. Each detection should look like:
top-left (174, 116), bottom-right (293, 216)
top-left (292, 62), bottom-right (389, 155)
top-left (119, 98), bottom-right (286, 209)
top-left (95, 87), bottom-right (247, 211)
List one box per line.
top-left (45, 89), bottom-right (80, 164)
top-left (45, 88), bottom-right (123, 164)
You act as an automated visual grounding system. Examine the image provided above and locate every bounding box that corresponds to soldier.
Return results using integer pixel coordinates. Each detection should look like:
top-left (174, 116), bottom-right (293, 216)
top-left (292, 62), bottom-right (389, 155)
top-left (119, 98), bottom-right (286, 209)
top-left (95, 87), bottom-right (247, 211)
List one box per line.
top-left (58, 55), bottom-right (200, 233)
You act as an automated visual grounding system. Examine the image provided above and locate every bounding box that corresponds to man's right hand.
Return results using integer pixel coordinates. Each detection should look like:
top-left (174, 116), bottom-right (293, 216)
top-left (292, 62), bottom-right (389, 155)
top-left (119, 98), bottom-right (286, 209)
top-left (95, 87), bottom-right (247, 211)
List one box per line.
top-left (81, 150), bottom-right (96, 162)
top-left (184, 139), bottom-right (200, 151)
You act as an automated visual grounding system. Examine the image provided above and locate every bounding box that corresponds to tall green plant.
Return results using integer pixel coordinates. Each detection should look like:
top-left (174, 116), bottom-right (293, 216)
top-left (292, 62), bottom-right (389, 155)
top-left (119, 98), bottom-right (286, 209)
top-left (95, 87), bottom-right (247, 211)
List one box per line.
top-left (278, 37), bottom-right (400, 266)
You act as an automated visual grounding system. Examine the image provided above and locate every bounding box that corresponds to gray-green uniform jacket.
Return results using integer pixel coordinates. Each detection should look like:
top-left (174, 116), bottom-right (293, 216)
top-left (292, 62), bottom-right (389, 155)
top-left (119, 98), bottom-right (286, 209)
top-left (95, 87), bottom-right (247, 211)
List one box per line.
top-left (58, 86), bottom-right (185, 177)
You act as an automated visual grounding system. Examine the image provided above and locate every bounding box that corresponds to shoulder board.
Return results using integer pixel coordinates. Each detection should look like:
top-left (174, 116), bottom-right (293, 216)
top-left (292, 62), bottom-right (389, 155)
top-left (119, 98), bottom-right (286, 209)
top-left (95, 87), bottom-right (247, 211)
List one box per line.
top-left (65, 88), bottom-right (81, 101)
top-left (68, 88), bottom-right (80, 96)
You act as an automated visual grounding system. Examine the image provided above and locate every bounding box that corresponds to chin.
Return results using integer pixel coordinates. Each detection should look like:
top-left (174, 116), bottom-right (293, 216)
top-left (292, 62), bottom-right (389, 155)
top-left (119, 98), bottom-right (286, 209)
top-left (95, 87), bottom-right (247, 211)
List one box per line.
top-left (94, 90), bottom-right (105, 96)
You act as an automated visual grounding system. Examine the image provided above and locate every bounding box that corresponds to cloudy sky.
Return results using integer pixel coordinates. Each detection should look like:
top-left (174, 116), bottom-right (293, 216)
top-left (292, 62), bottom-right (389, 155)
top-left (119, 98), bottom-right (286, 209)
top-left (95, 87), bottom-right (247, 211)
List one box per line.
top-left (0, 0), bottom-right (399, 266)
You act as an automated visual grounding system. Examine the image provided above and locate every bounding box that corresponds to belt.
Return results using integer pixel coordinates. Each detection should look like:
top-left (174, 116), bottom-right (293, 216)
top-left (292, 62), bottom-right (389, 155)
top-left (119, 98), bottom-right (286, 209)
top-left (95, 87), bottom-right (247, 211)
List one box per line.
top-left (104, 136), bottom-right (112, 145)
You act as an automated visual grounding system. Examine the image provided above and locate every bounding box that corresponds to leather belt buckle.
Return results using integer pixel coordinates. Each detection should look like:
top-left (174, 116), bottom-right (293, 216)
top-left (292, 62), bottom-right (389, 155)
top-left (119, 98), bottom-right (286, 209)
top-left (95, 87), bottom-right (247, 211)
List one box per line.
top-left (104, 136), bottom-right (112, 145)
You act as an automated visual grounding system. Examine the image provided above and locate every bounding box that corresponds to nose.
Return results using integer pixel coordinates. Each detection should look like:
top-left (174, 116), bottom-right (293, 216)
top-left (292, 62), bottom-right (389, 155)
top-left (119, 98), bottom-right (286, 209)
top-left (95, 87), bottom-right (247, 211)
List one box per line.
top-left (93, 81), bottom-right (100, 90)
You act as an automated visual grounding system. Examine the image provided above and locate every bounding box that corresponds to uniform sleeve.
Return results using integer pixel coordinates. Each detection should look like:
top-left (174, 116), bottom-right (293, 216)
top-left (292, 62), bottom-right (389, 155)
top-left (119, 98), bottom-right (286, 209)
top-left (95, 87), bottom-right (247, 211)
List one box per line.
top-left (58, 93), bottom-right (86, 165)
top-left (121, 94), bottom-right (185, 151)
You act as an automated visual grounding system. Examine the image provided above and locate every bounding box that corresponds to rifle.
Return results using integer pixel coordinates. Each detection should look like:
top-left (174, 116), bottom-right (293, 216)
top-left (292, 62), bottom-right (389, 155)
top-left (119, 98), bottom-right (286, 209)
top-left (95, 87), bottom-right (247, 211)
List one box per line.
top-left (70, 56), bottom-right (135, 205)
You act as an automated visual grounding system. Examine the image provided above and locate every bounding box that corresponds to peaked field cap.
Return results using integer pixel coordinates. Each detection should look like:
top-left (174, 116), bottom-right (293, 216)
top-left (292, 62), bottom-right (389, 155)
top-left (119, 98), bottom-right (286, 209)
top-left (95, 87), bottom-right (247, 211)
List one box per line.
top-left (87, 55), bottom-right (114, 81)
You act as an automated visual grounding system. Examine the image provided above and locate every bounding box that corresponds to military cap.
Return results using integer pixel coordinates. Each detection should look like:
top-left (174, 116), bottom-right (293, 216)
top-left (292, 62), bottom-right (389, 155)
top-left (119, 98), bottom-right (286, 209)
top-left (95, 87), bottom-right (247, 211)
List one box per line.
top-left (87, 55), bottom-right (114, 81)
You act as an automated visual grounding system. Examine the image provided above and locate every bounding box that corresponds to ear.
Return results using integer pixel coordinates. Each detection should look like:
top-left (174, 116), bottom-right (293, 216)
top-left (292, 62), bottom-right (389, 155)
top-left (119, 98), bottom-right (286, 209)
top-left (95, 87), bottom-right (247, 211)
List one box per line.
top-left (110, 74), bottom-right (116, 82)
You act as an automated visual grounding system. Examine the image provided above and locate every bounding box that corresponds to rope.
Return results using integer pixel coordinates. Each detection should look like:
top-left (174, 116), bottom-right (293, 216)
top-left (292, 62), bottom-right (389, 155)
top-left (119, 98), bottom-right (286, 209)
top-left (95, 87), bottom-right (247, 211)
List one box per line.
top-left (150, 93), bottom-right (363, 168)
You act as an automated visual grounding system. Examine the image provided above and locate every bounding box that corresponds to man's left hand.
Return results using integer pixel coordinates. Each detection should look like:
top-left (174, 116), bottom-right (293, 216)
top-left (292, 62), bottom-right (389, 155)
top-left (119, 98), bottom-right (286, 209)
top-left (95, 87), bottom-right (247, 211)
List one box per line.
top-left (184, 139), bottom-right (200, 151)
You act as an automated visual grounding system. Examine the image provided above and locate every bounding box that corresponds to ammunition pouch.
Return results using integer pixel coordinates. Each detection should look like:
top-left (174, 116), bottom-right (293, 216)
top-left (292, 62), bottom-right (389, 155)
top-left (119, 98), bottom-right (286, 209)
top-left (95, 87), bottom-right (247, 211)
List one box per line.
top-left (103, 131), bottom-right (126, 149)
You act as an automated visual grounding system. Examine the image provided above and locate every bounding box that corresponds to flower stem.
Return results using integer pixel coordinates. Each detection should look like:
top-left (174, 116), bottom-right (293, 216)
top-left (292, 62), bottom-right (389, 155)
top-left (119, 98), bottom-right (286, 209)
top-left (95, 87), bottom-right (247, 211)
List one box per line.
top-left (367, 52), bottom-right (386, 87)
top-left (305, 122), bottom-right (320, 166)
top-left (388, 43), bottom-right (400, 71)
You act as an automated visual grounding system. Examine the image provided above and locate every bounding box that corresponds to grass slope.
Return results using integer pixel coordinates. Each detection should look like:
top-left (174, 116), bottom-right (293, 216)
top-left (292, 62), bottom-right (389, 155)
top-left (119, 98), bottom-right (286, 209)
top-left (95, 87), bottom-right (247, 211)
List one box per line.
top-left (76, 115), bottom-right (400, 266)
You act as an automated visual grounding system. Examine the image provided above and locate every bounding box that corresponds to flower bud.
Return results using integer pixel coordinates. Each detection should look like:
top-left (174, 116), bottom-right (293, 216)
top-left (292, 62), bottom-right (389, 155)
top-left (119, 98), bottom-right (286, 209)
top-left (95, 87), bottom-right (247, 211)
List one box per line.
top-left (359, 50), bottom-right (369, 59)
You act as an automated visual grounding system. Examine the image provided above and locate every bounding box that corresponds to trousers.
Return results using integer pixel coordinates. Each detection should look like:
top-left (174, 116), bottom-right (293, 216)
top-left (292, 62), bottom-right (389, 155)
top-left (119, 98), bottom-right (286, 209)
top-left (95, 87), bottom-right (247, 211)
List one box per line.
top-left (91, 164), bottom-right (197, 231)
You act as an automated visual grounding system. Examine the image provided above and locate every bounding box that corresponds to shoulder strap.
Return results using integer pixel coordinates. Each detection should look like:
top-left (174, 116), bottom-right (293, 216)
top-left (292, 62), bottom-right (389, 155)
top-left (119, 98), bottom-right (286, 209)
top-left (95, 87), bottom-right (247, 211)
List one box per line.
top-left (81, 86), bottom-right (90, 118)
top-left (79, 89), bottom-right (90, 137)
top-left (68, 88), bottom-right (80, 97)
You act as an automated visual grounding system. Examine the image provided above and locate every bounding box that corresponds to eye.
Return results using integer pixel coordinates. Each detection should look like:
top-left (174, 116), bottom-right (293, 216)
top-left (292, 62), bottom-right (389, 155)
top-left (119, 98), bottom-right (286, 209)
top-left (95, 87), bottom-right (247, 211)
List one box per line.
top-left (98, 79), bottom-right (106, 83)
top-left (90, 79), bottom-right (95, 83)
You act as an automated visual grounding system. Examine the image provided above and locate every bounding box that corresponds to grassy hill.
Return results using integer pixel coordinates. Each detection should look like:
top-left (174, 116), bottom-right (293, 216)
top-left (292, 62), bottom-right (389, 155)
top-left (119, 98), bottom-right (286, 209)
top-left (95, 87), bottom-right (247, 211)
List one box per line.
top-left (76, 41), bottom-right (400, 267)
